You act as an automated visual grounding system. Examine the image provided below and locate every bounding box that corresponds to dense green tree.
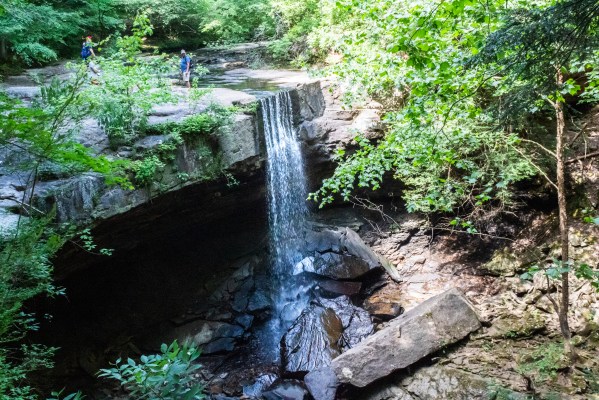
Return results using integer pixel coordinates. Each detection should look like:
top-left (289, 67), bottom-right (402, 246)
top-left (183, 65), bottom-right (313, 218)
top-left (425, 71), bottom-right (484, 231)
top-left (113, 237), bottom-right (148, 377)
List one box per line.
top-left (0, 0), bottom-right (121, 65)
top-left (473, 0), bottom-right (599, 361)
top-left (309, 0), bottom-right (599, 359)
top-left (310, 0), bottom-right (537, 217)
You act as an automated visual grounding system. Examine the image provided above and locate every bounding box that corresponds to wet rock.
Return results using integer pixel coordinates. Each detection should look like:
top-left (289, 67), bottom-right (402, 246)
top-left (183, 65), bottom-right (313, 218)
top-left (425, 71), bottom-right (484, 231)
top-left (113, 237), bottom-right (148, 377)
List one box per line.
top-left (363, 300), bottom-right (403, 321)
top-left (232, 279), bottom-right (254, 312)
top-left (304, 367), bottom-right (338, 400)
top-left (235, 314), bottom-right (254, 329)
top-left (281, 303), bottom-right (343, 375)
top-left (248, 290), bottom-right (271, 312)
top-left (294, 228), bottom-right (387, 280)
top-left (212, 395), bottom-right (239, 400)
top-left (319, 296), bottom-right (374, 350)
top-left (305, 288), bottom-right (481, 396)
top-left (317, 280), bottom-right (362, 296)
top-left (223, 61), bottom-right (246, 70)
top-left (4, 86), bottom-right (41, 100)
top-left (170, 320), bottom-right (244, 354)
top-left (243, 374), bottom-right (277, 398)
top-left (203, 337), bottom-right (237, 354)
top-left (262, 380), bottom-right (309, 400)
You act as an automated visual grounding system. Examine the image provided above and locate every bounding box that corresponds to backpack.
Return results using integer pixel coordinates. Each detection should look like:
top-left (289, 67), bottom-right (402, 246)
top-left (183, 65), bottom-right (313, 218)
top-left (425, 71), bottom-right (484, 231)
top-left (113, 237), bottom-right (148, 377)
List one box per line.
top-left (188, 56), bottom-right (194, 70)
top-left (81, 44), bottom-right (92, 59)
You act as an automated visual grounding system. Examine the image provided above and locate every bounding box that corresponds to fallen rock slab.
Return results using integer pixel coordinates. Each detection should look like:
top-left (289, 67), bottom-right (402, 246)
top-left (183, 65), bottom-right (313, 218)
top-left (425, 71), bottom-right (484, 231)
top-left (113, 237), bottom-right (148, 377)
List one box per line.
top-left (304, 288), bottom-right (480, 399)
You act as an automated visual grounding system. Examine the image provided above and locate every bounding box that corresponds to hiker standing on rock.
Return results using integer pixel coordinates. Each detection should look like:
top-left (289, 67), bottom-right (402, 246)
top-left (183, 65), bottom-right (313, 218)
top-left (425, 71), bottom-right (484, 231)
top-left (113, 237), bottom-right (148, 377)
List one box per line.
top-left (81, 36), bottom-right (99, 75)
top-left (180, 49), bottom-right (191, 89)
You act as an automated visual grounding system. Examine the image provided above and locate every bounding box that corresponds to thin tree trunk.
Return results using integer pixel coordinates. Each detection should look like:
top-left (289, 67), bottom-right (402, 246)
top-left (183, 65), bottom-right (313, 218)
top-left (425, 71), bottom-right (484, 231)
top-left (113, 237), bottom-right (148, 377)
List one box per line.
top-left (554, 69), bottom-right (576, 361)
top-left (0, 38), bottom-right (7, 62)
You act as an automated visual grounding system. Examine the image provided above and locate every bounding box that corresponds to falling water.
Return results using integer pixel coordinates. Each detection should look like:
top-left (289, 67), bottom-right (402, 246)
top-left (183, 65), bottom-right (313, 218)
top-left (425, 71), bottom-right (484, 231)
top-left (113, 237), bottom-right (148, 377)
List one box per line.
top-left (261, 90), bottom-right (310, 358)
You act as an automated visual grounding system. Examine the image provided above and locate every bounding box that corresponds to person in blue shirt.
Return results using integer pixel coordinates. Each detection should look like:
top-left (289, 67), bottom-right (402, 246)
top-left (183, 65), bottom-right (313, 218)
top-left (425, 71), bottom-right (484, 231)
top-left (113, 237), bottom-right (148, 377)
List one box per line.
top-left (180, 49), bottom-right (191, 88)
top-left (81, 36), bottom-right (100, 75)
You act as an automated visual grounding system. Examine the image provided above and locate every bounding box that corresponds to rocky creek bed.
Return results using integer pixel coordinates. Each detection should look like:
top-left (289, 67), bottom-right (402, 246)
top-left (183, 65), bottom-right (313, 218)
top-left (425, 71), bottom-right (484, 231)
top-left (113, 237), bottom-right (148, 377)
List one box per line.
top-left (2, 45), bottom-right (599, 399)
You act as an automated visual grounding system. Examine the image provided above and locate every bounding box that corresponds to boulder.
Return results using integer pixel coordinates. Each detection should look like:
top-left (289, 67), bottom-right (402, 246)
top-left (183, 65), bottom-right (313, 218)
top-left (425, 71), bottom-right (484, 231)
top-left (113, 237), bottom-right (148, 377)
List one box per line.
top-left (35, 173), bottom-right (105, 223)
top-left (170, 320), bottom-right (244, 354)
top-left (262, 380), bottom-right (310, 400)
top-left (281, 303), bottom-right (343, 375)
top-left (242, 374), bottom-right (277, 398)
top-left (304, 367), bottom-right (338, 400)
top-left (363, 300), bottom-right (404, 321)
top-left (319, 296), bottom-right (374, 350)
top-left (304, 288), bottom-right (481, 398)
top-left (294, 228), bottom-right (387, 280)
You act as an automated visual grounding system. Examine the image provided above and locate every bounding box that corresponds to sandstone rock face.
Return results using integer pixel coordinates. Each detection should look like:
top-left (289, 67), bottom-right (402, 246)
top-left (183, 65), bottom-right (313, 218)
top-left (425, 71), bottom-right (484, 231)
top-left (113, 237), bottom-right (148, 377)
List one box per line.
top-left (218, 114), bottom-right (261, 172)
top-left (294, 228), bottom-right (387, 280)
top-left (304, 289), bottom-right (480, 399)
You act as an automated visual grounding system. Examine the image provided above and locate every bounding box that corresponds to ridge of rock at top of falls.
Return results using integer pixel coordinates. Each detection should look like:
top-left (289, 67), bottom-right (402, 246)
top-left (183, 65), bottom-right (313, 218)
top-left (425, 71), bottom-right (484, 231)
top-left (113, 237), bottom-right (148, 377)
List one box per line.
top-left (304, 288), bottom-right (481, 400)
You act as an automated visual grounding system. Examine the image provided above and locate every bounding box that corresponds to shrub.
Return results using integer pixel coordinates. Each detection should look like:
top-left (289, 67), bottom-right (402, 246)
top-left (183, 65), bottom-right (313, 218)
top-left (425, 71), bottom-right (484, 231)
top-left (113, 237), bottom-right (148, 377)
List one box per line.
top-left (131, 155), bottom-right (165, 187)
top-left (98, 341), bottom-right (204, 400)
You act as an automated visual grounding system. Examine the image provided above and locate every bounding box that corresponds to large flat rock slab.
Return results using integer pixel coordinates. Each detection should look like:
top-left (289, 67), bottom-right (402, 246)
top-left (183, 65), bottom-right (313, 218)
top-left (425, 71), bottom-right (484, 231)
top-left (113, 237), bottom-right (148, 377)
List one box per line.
top-left (304, 288), bottom-right (481, 399)
top-left (332, 288), bottom-right (480, 387)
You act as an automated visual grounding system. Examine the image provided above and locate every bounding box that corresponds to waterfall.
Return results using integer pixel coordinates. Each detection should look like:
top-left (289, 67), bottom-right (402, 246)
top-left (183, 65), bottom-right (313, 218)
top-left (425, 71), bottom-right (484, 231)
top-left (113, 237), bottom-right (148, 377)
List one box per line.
top-left (260, 90), bottom-right (310, 359)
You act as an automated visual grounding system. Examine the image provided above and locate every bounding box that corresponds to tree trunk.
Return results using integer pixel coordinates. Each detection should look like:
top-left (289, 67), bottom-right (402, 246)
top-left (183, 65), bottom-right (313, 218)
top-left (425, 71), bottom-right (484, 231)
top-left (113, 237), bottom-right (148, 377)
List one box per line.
top-left (554, 69), bottom-right (576, 361)
top-left (0, 38), bottom-right (7, 62)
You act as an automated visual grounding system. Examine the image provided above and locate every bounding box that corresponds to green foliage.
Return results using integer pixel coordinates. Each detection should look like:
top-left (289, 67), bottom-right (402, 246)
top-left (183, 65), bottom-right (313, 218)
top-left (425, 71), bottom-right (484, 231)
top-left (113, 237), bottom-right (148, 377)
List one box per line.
top-left (131, 155), bottom-right (165, 187)
top-left (150, 103), bottom-right (236, 139)
top-left (522, 259), bottom-right (599, 291)
top-left (516, 342), bottom-right (566, 383)
top-left (0, 58), bottom-right (126, 397)
top-left (268, 0), bottom-right (324, 64)
top-left (0, 216), bottom-right (65, 399)
top-left (133, 103), bottom-right (234, 187)
top-left (0, 77), bottom-right (130, 187)
top-left (118, 0), bottom-right (274, 49)
top-left (98, 340), bottom-right (204, 400)
top-left (47, 390), bottom-right (85, 400)
top-left (200, 0), bottom-right (274, 45)
top-left (307, 0), bottom-right (540, 220)
top-left (0, 0), bottom-right (122, 65)
top-left (487, 383), bottom-right (533, 400)
top-left (76, 228), bottom-right (113, 256)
